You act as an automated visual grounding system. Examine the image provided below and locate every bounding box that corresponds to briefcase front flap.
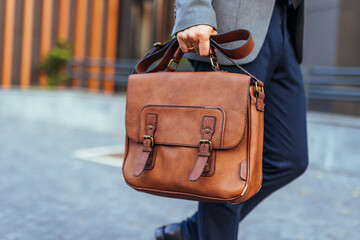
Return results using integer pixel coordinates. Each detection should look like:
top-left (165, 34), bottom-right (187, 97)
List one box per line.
top-left (139, 105), bottom-right (225, 149)
top-left (126, 71), bottom-right (251, 149)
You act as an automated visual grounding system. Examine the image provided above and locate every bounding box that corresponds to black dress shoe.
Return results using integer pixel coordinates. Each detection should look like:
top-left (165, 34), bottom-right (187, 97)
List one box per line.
top-left (155, 223), bottom-right (185, 240)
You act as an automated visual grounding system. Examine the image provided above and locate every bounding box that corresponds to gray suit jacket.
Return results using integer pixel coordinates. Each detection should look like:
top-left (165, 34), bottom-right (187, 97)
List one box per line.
top-left (172, 0), bottom-right (304, 65)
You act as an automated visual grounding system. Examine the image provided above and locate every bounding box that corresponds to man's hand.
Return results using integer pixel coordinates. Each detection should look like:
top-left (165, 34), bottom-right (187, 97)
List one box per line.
top-left (176, 25), bottom-right (218, 57)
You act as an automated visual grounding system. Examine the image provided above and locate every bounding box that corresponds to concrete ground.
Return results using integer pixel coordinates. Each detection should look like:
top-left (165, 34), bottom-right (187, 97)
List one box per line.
top-left (0, 116), bottom-right (359, 240)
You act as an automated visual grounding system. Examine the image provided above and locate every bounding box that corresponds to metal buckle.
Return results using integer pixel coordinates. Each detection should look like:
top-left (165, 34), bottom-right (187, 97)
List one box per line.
top-left (209, 54), bottom-right (219, 71)
top-left (254, 81), bottom-right (259, 95)
top-left (143, 135), bottom-right (154, 147)
top-left (167, 58), bottom-right (178, 71)
top-left (253, 79), bottom-right (264, 94)
top-left (199, 139), bottom-right (213, 152)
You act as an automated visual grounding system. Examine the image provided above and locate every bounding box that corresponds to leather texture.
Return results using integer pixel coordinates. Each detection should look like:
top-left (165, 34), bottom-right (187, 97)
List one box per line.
top-left (123, 31), bottom-right (265, 204)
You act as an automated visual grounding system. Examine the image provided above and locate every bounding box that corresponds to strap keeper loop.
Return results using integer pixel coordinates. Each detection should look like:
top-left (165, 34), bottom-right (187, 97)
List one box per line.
top-left (166, 58), bottom-right (178, 72)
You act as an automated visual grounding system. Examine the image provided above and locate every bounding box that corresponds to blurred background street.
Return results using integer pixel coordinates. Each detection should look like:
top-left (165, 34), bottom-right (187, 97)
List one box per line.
top-left (1, 0), bottom-right (360, 239)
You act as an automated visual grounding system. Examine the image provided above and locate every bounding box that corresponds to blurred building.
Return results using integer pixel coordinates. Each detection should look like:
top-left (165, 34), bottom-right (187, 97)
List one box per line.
top-left (303, 0), bottom-right (360, 67)
top-left (302, 0), bottom-right (360, 115)
top-left (0, 0), bottom-right (174, 93)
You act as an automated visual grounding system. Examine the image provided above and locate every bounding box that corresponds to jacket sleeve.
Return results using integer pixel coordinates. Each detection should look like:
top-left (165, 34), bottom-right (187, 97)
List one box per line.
top-left (171, 0), bottom-right (217, 36)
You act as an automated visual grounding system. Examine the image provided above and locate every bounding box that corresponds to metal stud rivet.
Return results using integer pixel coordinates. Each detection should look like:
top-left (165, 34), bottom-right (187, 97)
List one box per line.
top-left (205, 129), bottom-right (210, 134)
top-left (148, 125), bottom-right (153, 130)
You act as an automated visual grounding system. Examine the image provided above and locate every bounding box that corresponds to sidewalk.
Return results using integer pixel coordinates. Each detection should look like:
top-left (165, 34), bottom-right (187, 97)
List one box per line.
top-left (0, 117), bottom-right (359, 240)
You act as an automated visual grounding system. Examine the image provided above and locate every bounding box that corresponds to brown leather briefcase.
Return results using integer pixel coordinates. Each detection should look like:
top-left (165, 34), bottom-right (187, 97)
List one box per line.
top-left (123, 30), bottom-right (265, 204)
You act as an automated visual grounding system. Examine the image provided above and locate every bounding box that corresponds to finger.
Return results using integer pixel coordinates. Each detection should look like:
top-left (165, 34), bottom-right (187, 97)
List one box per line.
top-left (187, 31), bottom-right (199, 54)
top-left (186, 37), bottom-right (196, 53)
top-left (178, 37), bottom-right (190, 53)
top-left (182, 30), bottom-right (196, 53)
top-left (211, 29), bottom-right (218, 35)
top-left (190, 38), bottom-right (200, 54)
top-left (176, 31), bottom-right (189, 53)
top-left (198, 37), bottom-right (210, 57)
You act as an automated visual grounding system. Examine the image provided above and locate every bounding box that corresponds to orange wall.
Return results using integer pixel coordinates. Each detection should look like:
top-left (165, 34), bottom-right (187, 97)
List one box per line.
top-left (0, 0), bottom-right (120, 93)
top-left (0, 0), bottom-right (175, 92)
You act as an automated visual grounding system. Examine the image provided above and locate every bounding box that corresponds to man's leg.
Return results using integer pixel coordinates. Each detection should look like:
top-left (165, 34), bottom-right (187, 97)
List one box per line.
top-left (181, 3), bottom-right (308, 240)
top-left (240, 21), bottom-right (309, 220)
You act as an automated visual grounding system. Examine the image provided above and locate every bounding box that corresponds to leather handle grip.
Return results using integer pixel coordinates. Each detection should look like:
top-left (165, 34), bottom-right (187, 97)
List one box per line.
top-left (209, 29), bottom-right (254, 60)
top-left (134, 29), bottom-right (254, 74)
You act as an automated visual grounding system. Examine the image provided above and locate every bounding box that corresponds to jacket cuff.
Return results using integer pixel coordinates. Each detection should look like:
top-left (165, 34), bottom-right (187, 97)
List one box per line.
top-left (171, 1), bottom-right (217, 36)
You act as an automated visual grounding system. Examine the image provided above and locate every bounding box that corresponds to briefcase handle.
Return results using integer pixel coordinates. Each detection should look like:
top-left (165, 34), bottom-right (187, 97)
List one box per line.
top-left (133, 29), bottom-right (260, 81)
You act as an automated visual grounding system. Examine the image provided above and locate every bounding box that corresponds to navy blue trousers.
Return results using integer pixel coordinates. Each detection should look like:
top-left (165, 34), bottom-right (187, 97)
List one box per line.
top-left (181, 3), bottom-right (309, 240)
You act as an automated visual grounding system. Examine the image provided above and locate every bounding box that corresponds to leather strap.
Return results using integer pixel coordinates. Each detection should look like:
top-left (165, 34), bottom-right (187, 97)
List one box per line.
top-left (133, 29), bottom-right (255, 75)
top-left (167, 47), bottom-right (184, 72)
top-left (256, 90), bottom-right (265, 112)
top-left (189, 116), bottom-right (216, 182)
top-left (210, 30), bottom-right (254, 60)
top-left (134, 38), bottom-right (178, 74)
top-left (133, 113), bottom-right (157, 177)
